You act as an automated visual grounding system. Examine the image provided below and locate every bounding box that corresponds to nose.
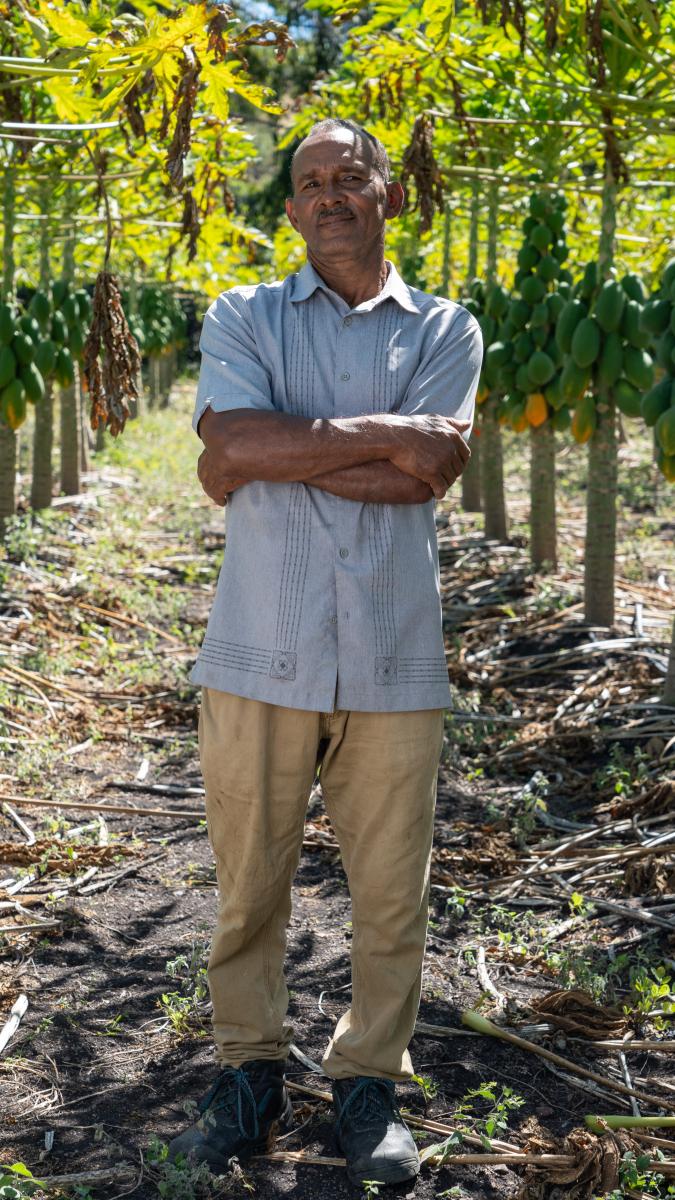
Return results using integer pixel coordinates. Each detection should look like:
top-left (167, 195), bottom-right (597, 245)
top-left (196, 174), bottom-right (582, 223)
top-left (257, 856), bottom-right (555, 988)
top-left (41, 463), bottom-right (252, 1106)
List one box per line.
top-left (320, 178), bottom-right (346, 206)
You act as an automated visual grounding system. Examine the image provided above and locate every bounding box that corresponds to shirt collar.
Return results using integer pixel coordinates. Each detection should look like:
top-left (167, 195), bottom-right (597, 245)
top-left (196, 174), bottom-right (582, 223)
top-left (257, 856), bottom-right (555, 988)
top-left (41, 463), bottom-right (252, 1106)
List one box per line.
top-left (290, 259), bottom-right (422, 315)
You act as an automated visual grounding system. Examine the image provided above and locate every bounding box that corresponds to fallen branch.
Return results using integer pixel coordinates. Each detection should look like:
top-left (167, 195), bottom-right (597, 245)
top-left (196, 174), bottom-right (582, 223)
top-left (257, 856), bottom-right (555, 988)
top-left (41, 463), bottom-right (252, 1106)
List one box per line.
top-left (0, 794), bottom-right (203, 819)
top-left (462, 1011), bottom-right (675, 1111)
top-left (0, 993), bottom-right (28, 1053)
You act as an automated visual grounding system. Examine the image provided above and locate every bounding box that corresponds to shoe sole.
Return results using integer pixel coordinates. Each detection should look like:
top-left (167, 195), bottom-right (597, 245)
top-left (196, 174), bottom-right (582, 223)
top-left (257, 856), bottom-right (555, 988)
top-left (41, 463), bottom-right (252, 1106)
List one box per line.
top-left (345, 1157), bottom-right (420, 1187)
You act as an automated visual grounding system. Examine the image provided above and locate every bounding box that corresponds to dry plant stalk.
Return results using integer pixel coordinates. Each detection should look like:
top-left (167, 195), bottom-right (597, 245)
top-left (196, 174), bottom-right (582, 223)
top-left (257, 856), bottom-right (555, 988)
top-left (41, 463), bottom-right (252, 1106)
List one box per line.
top-left (83, 271), bottom-right (141, 437)
top-left (401, 113), bottom-right (444, 234)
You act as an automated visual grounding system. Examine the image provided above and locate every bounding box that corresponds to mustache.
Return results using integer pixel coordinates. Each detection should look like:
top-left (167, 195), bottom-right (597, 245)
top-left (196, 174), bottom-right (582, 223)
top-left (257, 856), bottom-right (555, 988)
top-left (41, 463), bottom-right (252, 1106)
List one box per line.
top-left (318, 206), bottom-right (353, 221)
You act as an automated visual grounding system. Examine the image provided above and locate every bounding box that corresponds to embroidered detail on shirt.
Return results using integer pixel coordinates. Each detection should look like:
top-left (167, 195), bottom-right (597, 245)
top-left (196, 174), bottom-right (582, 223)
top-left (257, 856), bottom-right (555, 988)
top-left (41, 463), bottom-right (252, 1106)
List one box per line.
top-left (270, 650), bottom-right (297, 680)
top-left (274, 483), bottom-right (312, 661)
top-left (198, 636), bottom-right (272, 676)
top-left (368, 505), bottom-right (397, 660)
top-left (288, 301), bottom-right (316, 417)
top-left (372, 301), bottom-right (401, 414)
top-left (375, 655), bottom-right (398, 685)
top-left (398, 656), bottom-right (449, 682)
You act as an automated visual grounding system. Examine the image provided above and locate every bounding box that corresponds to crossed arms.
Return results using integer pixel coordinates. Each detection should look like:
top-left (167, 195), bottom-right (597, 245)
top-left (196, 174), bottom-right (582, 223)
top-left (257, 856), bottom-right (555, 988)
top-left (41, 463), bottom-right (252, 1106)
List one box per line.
top-left (197, 407), bottom-right (471, 507)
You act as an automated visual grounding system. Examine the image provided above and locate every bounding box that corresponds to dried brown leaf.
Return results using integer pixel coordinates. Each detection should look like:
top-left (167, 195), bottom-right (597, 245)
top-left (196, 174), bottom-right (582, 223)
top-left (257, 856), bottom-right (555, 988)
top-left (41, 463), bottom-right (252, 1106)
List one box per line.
top-left (530, 989), bottom-right (629, 1039)
top-left (83, 272), bottom-right (141, 438)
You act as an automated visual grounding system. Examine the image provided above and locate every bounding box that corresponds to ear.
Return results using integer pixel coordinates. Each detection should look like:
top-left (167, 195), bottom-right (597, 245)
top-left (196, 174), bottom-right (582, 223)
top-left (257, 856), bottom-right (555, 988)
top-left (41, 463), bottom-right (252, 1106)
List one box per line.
top-left (384, 181), bottom-right (405, 221)
top-left (285, 197), bottom-right (300, 231)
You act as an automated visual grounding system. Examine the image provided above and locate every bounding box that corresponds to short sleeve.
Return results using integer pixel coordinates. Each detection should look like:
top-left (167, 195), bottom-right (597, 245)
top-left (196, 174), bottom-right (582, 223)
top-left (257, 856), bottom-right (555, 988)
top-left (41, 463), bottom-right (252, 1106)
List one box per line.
top-left (192, 291), bottom-right (275, 435)
top-left (397, 305), bottom-right (483, 438)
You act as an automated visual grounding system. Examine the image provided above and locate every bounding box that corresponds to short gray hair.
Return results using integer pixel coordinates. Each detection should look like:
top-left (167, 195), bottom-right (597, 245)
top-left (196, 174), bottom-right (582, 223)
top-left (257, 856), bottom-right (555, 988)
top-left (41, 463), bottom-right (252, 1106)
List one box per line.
top-left (291, 118), bottom-right (391, 184)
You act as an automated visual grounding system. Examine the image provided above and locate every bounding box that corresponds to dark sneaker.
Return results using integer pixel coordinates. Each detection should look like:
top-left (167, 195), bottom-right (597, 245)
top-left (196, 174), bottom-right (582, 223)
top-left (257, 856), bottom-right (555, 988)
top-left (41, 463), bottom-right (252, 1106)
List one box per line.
top-left (168, 1059), bottom-right (293, 1172)
top-left (332, 1076), bottom-right (420, 1187)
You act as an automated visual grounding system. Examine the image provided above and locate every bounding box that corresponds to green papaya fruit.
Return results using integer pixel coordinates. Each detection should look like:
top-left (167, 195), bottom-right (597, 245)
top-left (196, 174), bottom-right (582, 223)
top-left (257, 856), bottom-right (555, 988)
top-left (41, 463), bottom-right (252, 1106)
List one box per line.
top-left (509, 298), bottom-right (531, 330)
top-left (498, 318), bottom-right (517, 342)
top-left (548, 209), bottom-right (564, 236)
top-left (620, 274), bottom-right (646, 304)
top-left (527, 350), bottom-right (556, 386)
top-left (0, 344), bottom-right (16, 389)
top-left (521, 274), bottom-right (546, 305)
top-left (640, 299), bottom-right (670, 335)
top-left (571, 317), bottom-right (601, 368)
top-left (12, 332), bottom-right (34, 365)
top-left (0, 377), bottom-right (26, 430)
top-left (518, 244), bottom-right (539, 272)
top-left (530, 223), bottom-right (554, 253)
top-left (556, 298), bottom-right (587, 354)
top-left (514, 331), bottom-right (534, 363)
top-left (663, 258), bottom-right (675, 290)
top-left (522, 215), bottom-right (537, 236)
top-left (51, 311), bottom-right (69, 344)
top-left (486, 284), bottom-right (510, 320)
top-left (537, 254), bottom-right (559, 283)
top-left (529, 195), bottom-right (549, 221)
top-left (51, 279), bottom-right (68, 307)
top-left (469, 278), bottom-right (485, 303)
top-left (62, 295), bottom-right (80, 326)
top-left (579, 261), bottom-right (599, 300)
top-left (19, 314), bottom-right (40, 340)
top-left (35, 339), bottom-right (57, 377)
top-left (620, 299), bottom-right (651, 350)
top-left (530, 301), bottom-right (549, 328)
top-left (75, 289), bottom-right (93, 322)
top-left (558, 269), bottom-right (574, 286)
top-left (485, 342), bottom-right (510, 369)
top-left (544, 374), bottom-right (564, 410)
top-left (655, 406), bottom-right (675, 456)
top-left (552, 240), bottom-right (568, 264)
top-left (623, 345), bottom-right (654, 391)
top-left (531, 325), bottom-right (548, 348)
top-left (670, 306), bottom-right (675, 337)
top-left (515, 363), bottom-right (532, 393)
top-left (20, 361), bottom-right (45, 404)
top-left (545, 337), bottom-right (563, 368)
top-left (552, 404), bottom-right (571, 432)
top-left (29, 289), bottom-right (52, 328)
top-left (461, 299), bottom-right (480, 318)
top-left (54, 346), bottom-right (74, 387)
top-left (0, 303), bottom-right (15, 345)
top-left (546, 291), bottom-right (566, 321)
top-left (655, 330), bottom-right (675, 371)
top-left (594, 280), bottom-right (625, 332)
top-left (614, 378), bottom-right (642, 419)
top-left (68, 323), bottom-right (85, 356)
top-left (561, 358), bottom-right (591, 401)
top-left (641, 377), bottom-right (672, 426)
top-left (596, 331), bottom-right (623, 388)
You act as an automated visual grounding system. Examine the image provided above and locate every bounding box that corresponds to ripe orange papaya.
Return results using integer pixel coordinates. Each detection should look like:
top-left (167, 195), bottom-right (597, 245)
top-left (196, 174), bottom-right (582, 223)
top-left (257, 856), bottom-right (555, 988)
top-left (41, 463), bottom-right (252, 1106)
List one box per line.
top-left (570, 394), bottom-right (597, 444)
top-left (525, 392), bottom-right (549, 428)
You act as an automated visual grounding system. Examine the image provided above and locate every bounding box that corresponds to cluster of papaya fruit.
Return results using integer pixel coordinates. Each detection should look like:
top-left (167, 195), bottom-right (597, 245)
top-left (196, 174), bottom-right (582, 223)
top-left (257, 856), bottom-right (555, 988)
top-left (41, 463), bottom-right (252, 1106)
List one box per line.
top-left (0, 282), bottom-right (92, 431)
top-left (553, 261), bottom-right (654, 443)
top-left (501, 191), bottom-right (571, 432)
top-left (641, 258), bottom-right (675, 481)
top-left (130, 285), bottom-right (187, 354)
top-left (460, 276), bottom-right (510, 407)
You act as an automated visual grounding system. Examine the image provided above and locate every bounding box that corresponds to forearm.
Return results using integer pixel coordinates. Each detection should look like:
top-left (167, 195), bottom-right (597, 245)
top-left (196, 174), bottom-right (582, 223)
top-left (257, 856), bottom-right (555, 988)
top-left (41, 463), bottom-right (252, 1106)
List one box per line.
top-left (199, 406), bottom-right (398, 482)
top-left (307, 462), bottom-right (434, 504)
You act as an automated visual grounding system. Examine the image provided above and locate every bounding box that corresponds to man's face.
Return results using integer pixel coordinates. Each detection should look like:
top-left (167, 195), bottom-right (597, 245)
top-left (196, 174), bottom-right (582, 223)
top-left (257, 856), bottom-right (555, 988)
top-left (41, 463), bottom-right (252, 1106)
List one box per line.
top-left (285, 130), bottom-right (403, 260)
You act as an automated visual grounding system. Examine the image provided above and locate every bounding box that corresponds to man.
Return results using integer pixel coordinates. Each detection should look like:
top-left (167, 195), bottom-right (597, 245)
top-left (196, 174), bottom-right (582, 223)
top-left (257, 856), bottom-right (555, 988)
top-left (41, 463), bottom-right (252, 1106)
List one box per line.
top-left (169, 118), bottom-right (482, 1187)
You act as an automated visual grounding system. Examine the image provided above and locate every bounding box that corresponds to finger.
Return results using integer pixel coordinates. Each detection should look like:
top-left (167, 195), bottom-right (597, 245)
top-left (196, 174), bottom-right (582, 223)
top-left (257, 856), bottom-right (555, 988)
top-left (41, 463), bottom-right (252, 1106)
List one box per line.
top-left (445, 417), bottom-right (472, 431)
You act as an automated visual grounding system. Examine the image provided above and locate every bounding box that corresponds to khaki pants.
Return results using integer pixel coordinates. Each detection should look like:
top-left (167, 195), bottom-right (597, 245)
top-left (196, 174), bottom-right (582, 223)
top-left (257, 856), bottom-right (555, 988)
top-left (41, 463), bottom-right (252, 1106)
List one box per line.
top-left (199, 688), bottom-right (444, 1082)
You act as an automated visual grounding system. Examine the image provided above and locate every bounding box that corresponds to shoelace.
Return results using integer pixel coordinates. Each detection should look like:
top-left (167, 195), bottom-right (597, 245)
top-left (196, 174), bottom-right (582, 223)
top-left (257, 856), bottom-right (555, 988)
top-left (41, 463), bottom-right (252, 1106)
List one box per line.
top-left (335, 1078), bottom-right (398, 1136)
top-left (199, 1067), bottom-right (260, 1141)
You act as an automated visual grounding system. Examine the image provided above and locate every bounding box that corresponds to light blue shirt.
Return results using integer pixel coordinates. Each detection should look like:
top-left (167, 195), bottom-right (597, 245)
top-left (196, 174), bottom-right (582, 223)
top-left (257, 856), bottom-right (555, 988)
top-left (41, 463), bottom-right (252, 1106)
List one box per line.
top-left (190, 260), bottom-right (482, 712)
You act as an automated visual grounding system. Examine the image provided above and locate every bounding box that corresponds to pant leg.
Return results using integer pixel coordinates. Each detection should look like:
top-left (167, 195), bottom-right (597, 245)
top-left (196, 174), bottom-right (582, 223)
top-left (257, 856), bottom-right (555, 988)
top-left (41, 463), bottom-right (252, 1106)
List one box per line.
top-left (318, 708), bottom-right (444, 1082)
top-left (199, 688), bottom-right (320, 1065)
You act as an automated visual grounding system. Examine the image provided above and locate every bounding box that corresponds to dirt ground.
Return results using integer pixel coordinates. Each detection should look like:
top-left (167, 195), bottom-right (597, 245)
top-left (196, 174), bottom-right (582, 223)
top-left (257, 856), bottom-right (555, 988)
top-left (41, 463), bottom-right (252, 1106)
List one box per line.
top-left (1, 385), bottom-right (673, 1200)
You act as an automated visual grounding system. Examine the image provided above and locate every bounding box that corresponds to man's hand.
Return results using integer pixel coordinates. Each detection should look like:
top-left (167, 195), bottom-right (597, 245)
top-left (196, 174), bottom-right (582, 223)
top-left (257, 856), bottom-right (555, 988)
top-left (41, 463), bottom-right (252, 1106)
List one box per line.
top-left (197, 448), bottom-right (247, 506)
top-left (387, 415), bottom-right (471, 499)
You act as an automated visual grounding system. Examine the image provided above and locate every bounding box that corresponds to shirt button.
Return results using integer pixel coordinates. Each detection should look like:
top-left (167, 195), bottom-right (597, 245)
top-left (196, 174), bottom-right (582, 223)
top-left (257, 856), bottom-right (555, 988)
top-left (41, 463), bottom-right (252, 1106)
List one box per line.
top-left (329, 615), bottom-right (337, 623)
top-left (344, 316), bottom-right (353, 326)
top-left (340, 372), bottom-right (350, 381)
top-left (339, 547), bottom-right (349, 559)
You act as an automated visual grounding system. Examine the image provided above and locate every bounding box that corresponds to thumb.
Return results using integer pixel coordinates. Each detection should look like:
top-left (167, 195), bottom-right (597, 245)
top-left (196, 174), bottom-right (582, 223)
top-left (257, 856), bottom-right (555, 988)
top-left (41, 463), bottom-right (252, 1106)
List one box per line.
top-left (447, 417), bottom-right (471, 429)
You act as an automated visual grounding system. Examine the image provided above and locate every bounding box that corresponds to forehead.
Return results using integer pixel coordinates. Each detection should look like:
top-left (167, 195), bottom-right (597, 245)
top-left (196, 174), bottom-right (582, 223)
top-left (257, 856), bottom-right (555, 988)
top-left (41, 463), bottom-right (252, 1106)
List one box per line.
top-left (292, 130), bottom-right (376, 182)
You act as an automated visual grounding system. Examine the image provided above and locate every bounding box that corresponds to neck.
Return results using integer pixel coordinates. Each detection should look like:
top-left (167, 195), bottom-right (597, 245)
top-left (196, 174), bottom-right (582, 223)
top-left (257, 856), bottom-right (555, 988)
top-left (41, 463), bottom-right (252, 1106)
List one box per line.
top-left (307, 245), bottom-right (389, 308)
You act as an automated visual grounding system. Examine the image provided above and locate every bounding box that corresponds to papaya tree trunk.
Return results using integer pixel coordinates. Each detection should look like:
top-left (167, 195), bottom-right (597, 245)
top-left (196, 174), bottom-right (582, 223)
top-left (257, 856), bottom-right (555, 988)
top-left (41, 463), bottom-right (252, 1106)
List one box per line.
top-left (468, 177), bottom-right (479, 280)
top-left (30, 382), bottom-right (54, 510)
top-left (148, 354), bottom-right (161, 408)
top-left (60, 364), bottom-right (80, 495)
top-left (95, 420), bottom-right (106, 453)
top-left (461, 432), bottom-right (482, 511)
top-left (664, 614), bottom-right (675, 707)
top-left (530, 421), bottom-right (557, 571)
top-left (0, 159), bottom-right (17, 535)
top-left (59, 223), bottom-right (80, 495)
top-left (79, 371), bottom-right (91, 474)
top-left (479, 181), bottom-right (506, 537)
top-left (584, 164), bottom-right (618, 626)
top-left (482, 397), bottom-right (507, 540)
top-left (441, 204), bottom-right (451, 296)
top-left (31, 187), bottom-right (54, 510)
